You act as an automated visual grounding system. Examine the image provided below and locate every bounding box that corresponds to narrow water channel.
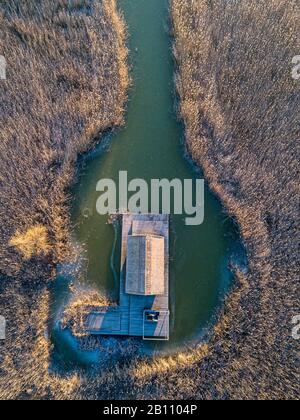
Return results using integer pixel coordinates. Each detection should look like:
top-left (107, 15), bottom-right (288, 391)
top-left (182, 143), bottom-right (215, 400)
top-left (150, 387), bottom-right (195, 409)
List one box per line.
top-left (51, 0), bottom-right (241, 368)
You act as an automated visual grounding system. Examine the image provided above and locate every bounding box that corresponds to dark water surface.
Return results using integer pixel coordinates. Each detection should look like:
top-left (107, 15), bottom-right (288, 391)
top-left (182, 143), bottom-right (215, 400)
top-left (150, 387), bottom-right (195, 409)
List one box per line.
top-left (51, 0), bottom-right (241, 367)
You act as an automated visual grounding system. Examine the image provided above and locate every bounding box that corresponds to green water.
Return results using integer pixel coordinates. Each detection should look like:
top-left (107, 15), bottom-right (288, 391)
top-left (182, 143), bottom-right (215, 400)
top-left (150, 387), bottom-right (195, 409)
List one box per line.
top-left (52, 0), bottom-right (240, 365)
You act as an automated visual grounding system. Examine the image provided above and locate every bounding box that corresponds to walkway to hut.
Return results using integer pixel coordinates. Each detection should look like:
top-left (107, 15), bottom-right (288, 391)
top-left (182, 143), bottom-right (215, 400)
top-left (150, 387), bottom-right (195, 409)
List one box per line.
top-left (85, 214), bottom-right (170, 341)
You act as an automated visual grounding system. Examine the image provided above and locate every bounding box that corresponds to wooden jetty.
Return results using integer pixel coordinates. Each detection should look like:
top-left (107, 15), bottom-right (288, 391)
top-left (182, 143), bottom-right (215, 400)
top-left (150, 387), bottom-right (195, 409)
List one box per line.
top-left (85, 214), bottom-right (170, 341)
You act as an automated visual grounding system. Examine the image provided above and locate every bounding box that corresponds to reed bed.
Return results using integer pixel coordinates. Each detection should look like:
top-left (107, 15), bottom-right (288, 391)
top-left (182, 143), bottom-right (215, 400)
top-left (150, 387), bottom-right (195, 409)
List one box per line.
top-left (0, 0), bottom-right (129, 399)
top-left (1, 0), bottom-right (299, 401)
top-left (0, 0), bottom-right (129, 275)
top-left (165, 0), bottom-right (300, 399)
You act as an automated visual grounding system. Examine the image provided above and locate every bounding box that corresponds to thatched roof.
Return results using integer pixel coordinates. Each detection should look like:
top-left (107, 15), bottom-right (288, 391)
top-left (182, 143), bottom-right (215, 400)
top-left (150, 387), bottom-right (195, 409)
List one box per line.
top-left (126, 235), bottom-right (165, 296)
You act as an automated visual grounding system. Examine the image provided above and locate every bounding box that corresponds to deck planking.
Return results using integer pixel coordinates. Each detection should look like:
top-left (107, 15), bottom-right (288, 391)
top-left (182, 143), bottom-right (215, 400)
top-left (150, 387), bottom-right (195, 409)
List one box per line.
top-left (85, 214), bottom-right (170, 340)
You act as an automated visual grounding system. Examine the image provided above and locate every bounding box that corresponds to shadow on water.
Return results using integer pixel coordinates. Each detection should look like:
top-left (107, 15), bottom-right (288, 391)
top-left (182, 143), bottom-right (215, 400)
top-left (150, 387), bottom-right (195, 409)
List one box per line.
top-left (50, 0), bottom-right (246, 369)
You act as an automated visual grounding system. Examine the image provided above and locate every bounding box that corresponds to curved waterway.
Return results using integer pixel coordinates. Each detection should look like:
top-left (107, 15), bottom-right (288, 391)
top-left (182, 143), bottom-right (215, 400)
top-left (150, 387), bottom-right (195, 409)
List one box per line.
top-left (51, 0), bottom-right (242, 368)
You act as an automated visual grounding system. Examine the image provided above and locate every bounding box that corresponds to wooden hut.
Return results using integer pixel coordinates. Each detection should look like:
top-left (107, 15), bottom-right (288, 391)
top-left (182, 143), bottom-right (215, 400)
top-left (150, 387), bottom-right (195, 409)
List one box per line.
top-left (85, 214), bottom-right (170, 340)
top-left (126, 235), bottom-right (165, 296)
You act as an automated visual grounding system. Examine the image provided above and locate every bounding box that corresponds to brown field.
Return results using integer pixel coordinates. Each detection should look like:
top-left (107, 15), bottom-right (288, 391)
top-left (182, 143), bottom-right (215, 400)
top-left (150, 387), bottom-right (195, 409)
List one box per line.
top-left (0, 0), bottom-right (299, 401)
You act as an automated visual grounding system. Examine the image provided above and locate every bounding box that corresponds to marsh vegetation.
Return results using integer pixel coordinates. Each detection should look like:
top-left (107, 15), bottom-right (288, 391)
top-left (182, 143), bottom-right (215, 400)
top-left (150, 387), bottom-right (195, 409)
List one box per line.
top-left (0, 0), bottom-right (299, 400)
top-left (0, 0), bottom-right (129, 399)
top-left (0, 0), bottom-right (128, 276)
top-left (169, 0), bottom-right (300, 399)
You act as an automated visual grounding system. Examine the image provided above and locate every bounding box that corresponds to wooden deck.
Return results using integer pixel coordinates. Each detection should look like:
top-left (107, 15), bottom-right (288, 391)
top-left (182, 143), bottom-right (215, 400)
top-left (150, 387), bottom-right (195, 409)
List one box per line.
top-left (85, 214), bottom-right (170, 340)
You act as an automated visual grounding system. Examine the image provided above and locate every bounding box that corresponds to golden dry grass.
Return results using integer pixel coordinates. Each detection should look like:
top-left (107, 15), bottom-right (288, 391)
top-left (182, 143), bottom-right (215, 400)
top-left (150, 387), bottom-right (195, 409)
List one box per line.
top-left (1, 0), bottom-right (299, 401)
top-left (0, 0), bottom-right (130, 400)
top-left (9, 225), bottom-right (50, 260)
top-left (0, 0), bottom-right (129, 276)
top-left (167, 0), bottom-right (300, 400)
